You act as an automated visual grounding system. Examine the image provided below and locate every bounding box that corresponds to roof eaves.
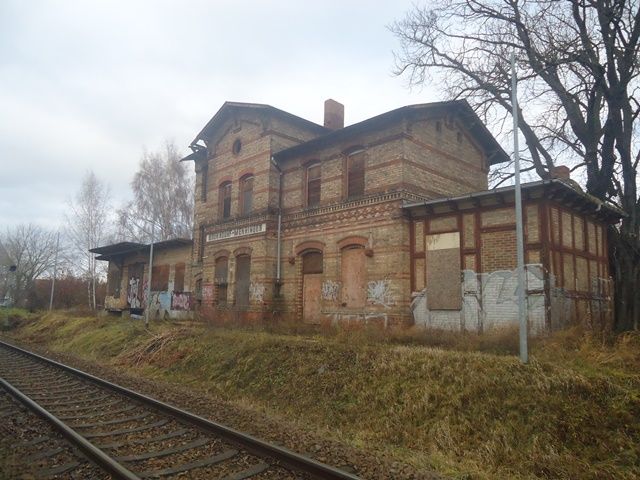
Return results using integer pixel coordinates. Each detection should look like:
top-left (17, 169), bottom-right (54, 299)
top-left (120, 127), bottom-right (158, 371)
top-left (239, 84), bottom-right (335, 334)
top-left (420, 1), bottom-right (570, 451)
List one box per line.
top-left (402, 179), bottom-right (624, 220)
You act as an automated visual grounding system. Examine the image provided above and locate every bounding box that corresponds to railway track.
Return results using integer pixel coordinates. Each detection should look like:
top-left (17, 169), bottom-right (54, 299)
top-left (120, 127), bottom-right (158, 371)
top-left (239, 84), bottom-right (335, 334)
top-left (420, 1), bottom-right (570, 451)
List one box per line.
top-left (0, 340), bottom-right (361, 480)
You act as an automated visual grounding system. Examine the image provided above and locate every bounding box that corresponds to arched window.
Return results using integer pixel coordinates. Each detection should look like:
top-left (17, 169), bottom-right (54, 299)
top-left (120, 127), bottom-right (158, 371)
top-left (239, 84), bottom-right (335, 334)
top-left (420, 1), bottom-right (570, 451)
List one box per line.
top-left (239, 175), bottom-right (254, 216)
top-left (306, 163), bottom-right (321, 207)
top-left (214, 256), bottom-right (228, 306)
top-left (219, 181), bottom-right (232, 219)
top-left (347, 149), bottom-right (365, 199)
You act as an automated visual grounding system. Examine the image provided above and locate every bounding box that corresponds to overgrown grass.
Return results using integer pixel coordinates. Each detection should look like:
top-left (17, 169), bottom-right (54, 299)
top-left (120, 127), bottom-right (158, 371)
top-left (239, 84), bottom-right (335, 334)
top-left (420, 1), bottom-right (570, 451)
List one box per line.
top-left (4, 312), bottom-right (639, 479)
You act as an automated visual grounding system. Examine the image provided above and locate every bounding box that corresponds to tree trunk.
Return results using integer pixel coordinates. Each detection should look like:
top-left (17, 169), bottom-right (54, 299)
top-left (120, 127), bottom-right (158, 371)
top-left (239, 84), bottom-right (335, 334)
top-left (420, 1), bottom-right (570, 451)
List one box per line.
top-left (609, 227), bottom-right (640, 331)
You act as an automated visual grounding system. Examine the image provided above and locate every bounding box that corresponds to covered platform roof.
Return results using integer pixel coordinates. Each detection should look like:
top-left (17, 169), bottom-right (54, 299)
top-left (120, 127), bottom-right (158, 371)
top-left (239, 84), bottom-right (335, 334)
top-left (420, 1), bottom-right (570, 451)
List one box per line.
top-left (90, 238), bottom-right (192, 261)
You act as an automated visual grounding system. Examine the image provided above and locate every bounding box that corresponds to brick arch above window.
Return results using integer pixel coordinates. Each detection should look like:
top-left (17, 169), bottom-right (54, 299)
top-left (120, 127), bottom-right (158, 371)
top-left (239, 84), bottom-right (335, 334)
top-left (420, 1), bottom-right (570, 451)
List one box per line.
top-left (233, 246), bottom-right (252, 257)
top-left (342, 145), bottom-right (366, 156)
top-left (213, 249), bottom-right (231, 260)
top-left (337, 235), bottom-right (368, 250)
top-left (237, 169), bottom-right (254, 180)
top-left (294, 240), bottom-right (325, 256)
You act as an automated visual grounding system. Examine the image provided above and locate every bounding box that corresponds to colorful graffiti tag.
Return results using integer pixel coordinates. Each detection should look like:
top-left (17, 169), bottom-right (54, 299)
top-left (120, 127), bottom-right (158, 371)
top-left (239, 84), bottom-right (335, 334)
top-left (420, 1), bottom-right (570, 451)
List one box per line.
top-left (171, 292), bottom-right (192, 311)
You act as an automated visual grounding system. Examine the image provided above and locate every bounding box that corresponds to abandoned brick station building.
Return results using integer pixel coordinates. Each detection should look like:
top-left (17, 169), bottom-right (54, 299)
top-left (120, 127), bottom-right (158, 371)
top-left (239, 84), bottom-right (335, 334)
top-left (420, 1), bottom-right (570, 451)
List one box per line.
top-left (92, 99), bottom-right (622, 331)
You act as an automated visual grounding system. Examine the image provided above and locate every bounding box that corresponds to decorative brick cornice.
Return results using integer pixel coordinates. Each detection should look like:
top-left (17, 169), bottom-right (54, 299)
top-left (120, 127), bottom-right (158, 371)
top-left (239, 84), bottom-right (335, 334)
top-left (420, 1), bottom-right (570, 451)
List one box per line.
top-left (283, 190), bottom-right (428, 223)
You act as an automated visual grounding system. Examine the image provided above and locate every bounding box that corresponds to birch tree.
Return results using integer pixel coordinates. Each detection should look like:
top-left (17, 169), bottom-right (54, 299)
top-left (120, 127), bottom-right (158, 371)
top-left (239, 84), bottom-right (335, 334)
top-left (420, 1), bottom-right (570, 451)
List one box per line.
top-left (116, 141), bottom-right (194, 243)
top-left (65, 171), bottom-right (111, 310)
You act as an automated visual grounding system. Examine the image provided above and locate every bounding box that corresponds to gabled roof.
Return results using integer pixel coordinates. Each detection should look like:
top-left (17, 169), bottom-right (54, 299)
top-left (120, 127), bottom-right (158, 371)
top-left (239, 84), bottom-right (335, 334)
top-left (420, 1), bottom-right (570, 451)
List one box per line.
top-left (90, 238), bottom-right (192, 261)
top-left (273, 100), bottom-right (509, 165)
top-left (189, 101), bottom-right (329, 147)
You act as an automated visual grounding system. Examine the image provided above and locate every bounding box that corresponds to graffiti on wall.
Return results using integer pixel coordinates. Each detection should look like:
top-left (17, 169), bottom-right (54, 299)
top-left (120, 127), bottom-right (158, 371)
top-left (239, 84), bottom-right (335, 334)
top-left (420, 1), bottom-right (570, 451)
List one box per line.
top-left (127, 278), bottom-right (142, 308)
top-left (171, 292), bottom-right (192, 311)
top-left (202, 284), bottom-right (214, 306)
top-left (367, 279), bottom-right (395, 308)
top-left (249, 282), bottom-right (265, 303)
top-left (411, 265), bottom-right (547, 332)
top-left (321, 280), bottom-right (340, 301)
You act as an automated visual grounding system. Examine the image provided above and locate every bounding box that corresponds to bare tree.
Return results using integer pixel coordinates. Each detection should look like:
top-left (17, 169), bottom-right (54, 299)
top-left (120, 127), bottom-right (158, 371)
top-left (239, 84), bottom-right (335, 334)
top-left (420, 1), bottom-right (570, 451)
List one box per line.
top-left (65, 171), bottom-right (111, 310)
top-left (391, 0), bottom-right (640, 331)
top-left (117, 141), bottom-right (194, 242)
top-left (2, 224), bottom-right (61, 308)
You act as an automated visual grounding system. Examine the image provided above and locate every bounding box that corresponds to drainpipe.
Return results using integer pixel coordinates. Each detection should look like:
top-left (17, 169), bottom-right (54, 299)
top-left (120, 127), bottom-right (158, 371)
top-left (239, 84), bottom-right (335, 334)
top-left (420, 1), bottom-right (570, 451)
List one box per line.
top-left (271, 156), bottom-right (283, 291)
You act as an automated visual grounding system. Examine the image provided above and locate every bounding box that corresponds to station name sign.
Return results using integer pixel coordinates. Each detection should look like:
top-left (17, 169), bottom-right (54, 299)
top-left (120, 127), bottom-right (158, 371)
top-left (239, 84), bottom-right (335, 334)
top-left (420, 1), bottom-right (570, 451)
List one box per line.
top-left (206, 223), bottom-right (266, 242)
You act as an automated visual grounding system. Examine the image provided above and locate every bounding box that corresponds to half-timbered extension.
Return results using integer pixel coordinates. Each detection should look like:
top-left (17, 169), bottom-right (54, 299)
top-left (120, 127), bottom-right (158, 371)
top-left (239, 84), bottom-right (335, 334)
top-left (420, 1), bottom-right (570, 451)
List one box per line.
top-left (403, 179), bottom-right (621, 332)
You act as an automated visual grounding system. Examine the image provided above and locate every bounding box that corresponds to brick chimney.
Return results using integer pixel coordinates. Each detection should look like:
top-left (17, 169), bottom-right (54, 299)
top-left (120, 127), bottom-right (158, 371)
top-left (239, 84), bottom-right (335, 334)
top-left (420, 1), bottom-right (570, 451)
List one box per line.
top-left (551, 165), bottom-right (571, 180)
top-left (324, 99), bottom-right (344, 130)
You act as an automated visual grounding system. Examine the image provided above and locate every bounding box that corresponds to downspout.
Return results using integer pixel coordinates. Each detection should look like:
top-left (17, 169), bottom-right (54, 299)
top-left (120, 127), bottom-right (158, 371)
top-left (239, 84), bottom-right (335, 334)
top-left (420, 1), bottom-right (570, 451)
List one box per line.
top-left (271, 156), bottom-right (283, 292)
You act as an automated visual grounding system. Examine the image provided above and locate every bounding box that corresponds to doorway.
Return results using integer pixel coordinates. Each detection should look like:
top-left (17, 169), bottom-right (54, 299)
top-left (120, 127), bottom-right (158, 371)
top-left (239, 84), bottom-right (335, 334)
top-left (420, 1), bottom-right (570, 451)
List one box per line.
top-left (302, 251), bottom-right (323, 323)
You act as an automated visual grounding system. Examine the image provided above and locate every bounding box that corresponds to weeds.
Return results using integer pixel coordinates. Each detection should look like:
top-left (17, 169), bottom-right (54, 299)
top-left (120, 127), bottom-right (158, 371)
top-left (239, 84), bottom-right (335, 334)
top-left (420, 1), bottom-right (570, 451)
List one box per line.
top-left (2, 312), bottom-right (639, 479)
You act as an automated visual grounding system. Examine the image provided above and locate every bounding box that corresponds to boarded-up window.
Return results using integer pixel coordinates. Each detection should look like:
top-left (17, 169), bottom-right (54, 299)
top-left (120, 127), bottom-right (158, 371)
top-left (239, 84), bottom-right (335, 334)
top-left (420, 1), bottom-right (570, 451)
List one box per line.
top-left (219, 182), bottom-right (232, 219)
top-left (307, 164), bottom-right (321, 207)
top-left (234, 255), bottom-right (251, 308)
top-left (302, 251), bottom-right (323, 323)
top-left (151, 265), bottom-right (169, 291)
top-left (214, 257), bottom-right (228, 306)
top-left (341, 246), bottom-right (366, 307)
top-left (347, 151), bottom-right (365, 199)
top-left (302, 251), bottom-right (323, 274)
top-left (174, 263), bottom-right (185, 292)
top-left (240, 175), bottom-right (254, 215)
top-left (426, 232), bottom-right (461, 310)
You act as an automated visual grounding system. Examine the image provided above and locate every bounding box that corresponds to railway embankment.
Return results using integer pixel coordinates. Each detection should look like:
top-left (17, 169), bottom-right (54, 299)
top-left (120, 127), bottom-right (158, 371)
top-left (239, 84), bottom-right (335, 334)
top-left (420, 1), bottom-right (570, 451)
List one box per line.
top-left (2, 310), bottom-right (639, 480)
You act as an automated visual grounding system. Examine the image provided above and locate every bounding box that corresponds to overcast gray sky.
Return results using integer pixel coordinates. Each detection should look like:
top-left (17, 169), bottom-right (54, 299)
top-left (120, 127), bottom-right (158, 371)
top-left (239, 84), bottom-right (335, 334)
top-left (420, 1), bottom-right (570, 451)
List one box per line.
top-left (1, 0), bottom-right (442, 230)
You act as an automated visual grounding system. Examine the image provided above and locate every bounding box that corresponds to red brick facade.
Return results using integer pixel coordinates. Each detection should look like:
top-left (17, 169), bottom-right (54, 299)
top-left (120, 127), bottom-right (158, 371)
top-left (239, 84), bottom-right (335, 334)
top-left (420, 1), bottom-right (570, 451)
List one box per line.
top-left (185, 100), bottom-right (508, 325)
top-left (97, 99), bottom-right (621, 331)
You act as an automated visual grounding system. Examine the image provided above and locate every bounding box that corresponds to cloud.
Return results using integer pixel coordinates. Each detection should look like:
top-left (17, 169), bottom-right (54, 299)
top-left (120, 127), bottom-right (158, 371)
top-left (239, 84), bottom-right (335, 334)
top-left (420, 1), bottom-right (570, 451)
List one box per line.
top-left (0, 0), bottom-right (427, 230)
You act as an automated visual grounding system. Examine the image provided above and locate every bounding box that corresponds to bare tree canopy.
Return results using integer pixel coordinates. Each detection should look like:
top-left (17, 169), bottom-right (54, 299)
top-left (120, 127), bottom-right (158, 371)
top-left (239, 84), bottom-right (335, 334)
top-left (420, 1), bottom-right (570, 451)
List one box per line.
top-left (391, 0), bottom-right (640, 330)
top-left (65, 170), bottom-right (111, 309)
top-left (117, 141), bottom-right (194, 243)
top-left (1, 224), bottom-right (60, 308)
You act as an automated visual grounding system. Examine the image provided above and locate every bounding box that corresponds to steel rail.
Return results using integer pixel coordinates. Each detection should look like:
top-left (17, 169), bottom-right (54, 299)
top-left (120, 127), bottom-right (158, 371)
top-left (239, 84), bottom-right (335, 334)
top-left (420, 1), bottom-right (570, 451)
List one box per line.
top-left (0, 340), bottom-right (361, 480)
top-left (0, 377), bottom-right (141, 480)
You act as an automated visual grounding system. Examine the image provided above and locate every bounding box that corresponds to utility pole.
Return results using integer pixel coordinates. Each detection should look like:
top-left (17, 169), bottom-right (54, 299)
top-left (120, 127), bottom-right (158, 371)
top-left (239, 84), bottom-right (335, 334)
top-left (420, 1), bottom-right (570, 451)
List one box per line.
top-left (511, 52), bottom-right (528, 364)
top-left (145, 223), bottom-right (155, 328)
top-left (49, 231), bottom-right (60, 311)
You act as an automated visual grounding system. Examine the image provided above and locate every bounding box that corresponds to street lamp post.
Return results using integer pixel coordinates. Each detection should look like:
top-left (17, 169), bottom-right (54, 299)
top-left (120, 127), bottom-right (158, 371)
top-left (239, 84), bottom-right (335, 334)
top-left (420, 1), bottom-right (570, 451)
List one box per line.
top-left (511, 52), bottom-right (529, 364)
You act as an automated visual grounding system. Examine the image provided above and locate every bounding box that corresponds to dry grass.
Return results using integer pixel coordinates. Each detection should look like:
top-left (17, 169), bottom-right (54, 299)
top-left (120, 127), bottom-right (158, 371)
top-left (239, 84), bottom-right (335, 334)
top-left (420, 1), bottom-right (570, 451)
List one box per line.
top-left (3, 312), bottom-right (639, 479)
